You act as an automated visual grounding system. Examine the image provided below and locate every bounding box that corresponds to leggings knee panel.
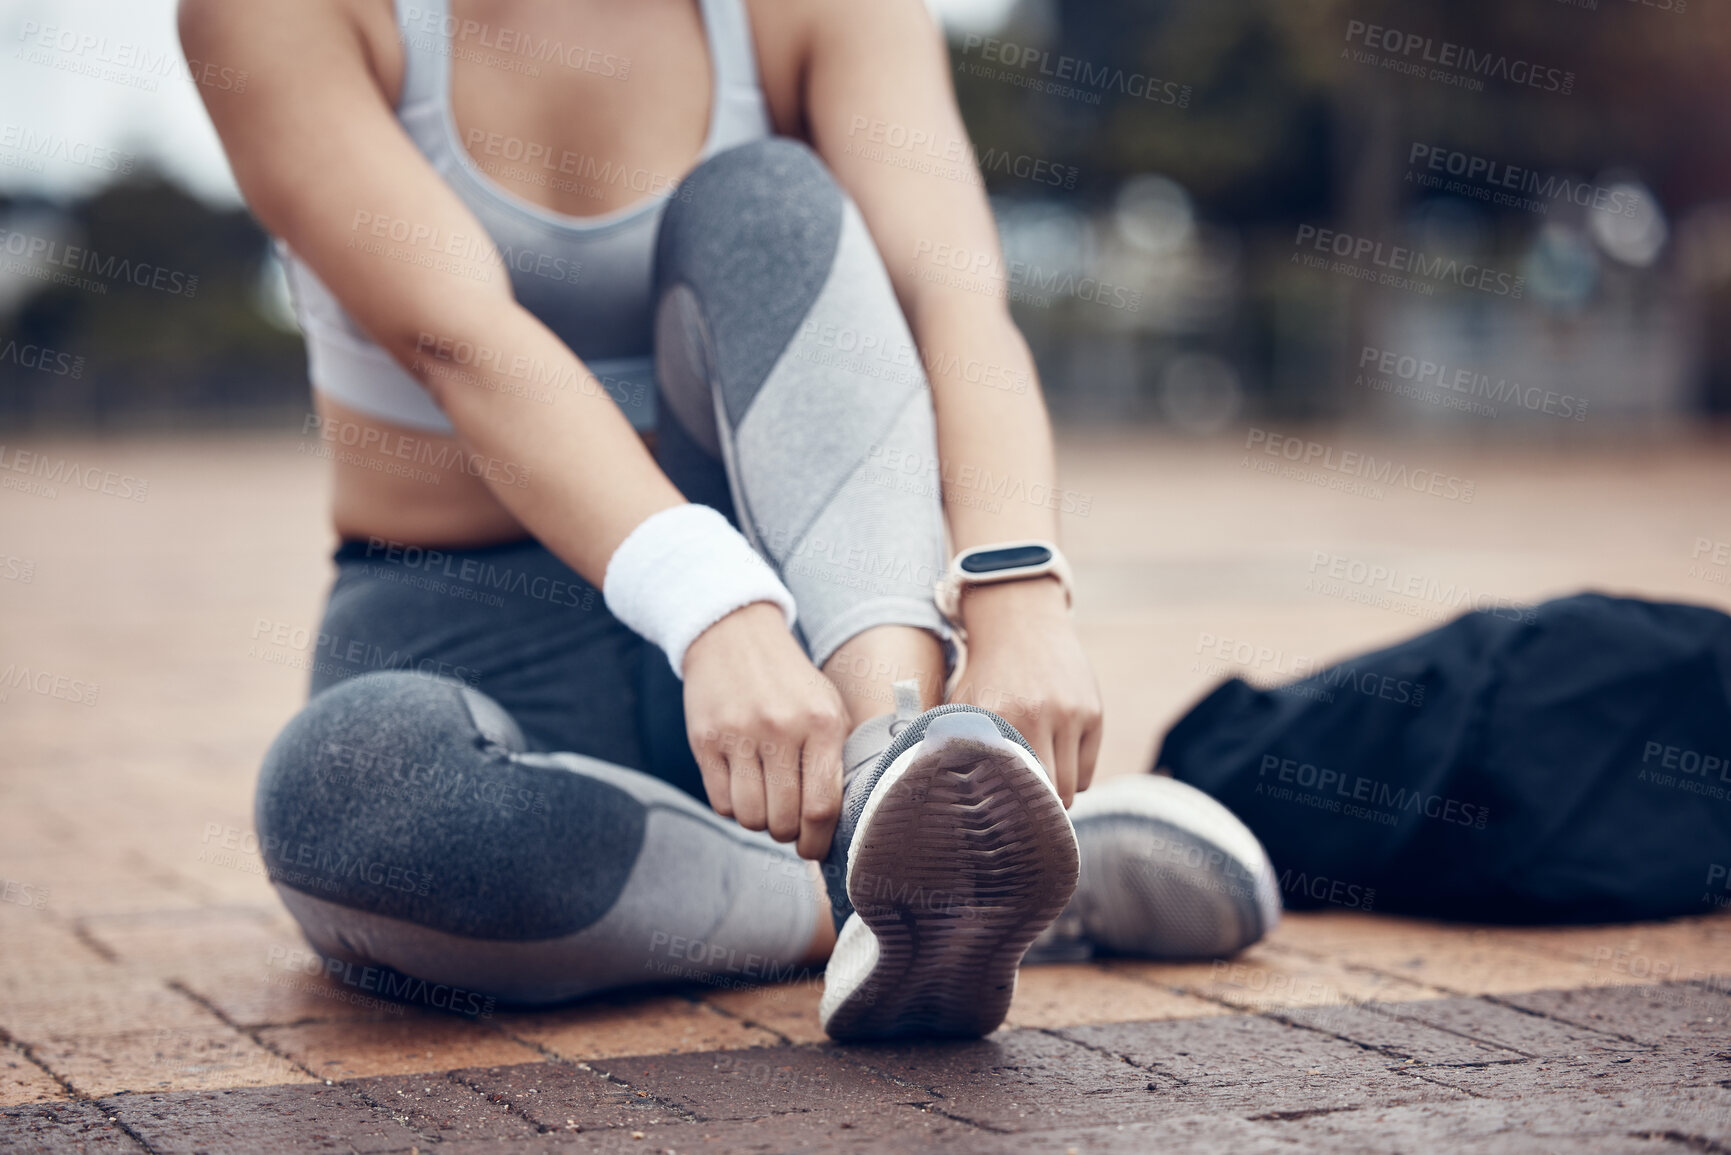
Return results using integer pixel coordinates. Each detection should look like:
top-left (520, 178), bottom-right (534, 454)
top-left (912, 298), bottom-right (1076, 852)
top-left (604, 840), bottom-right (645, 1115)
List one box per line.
top-left (256, 672), bottom-right (646, 941)
top-left (655, 138), bottom-right (847, 429)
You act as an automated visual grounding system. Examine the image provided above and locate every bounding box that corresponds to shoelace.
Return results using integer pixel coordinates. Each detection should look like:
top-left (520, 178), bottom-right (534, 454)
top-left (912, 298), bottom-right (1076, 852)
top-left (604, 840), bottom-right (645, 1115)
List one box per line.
top-left (839, 678), bottom-right (923, 786)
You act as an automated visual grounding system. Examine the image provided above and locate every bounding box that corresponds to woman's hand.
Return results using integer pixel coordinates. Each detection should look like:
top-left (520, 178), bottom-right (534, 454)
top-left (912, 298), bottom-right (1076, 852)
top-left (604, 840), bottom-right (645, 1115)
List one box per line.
top-left (948, 578), bottom-right (1102, 807)
top-left (683, 602), bottom-right (851, 859)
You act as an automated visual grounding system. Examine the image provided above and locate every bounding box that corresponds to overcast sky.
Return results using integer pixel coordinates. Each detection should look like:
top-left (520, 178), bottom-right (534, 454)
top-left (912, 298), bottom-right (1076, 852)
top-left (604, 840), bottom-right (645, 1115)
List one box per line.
top-left (0, 0), bottom-right (1019, 206)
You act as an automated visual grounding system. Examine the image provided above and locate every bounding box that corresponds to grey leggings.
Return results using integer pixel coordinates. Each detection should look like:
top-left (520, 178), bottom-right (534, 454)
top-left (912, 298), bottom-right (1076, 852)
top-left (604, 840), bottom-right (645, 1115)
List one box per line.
top-left (255, 139), bottom-right (950, 1005)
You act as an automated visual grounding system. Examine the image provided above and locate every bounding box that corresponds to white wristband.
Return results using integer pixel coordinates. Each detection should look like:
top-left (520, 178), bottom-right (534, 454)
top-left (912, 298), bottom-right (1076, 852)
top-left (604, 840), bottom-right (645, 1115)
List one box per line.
top-left (602, 504), bottom-right (797, 678)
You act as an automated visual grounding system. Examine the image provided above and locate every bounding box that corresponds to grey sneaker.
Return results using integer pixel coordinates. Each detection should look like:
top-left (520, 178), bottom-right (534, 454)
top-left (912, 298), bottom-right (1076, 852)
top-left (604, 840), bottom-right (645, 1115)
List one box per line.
top-left (1025, 775), bottom-right (1281, 964)
top-left (818, 682), bottom-right (1078, 1041)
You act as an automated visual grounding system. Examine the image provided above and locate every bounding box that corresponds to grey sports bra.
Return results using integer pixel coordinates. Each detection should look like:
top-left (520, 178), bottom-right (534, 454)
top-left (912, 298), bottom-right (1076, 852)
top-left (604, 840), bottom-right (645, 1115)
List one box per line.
top-left (277, 0), bottom-right (772, 434)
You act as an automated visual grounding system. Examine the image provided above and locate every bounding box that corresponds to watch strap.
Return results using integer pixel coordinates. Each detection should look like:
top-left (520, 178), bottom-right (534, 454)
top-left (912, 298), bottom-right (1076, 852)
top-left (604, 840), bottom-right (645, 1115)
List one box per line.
top-left (935, 540), bottom-right (1073, 622)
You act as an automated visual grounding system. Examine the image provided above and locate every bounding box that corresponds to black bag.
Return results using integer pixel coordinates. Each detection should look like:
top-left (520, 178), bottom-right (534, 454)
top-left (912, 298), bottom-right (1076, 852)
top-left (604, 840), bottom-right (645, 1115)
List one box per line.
top-left (1159, 593), bottom-right (1731, 923)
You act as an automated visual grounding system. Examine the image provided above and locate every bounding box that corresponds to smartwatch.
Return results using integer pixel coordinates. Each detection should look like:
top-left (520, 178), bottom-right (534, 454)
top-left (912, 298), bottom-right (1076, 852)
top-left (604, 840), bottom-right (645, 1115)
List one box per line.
top-left (934, 540), bottom-right (1074, 624)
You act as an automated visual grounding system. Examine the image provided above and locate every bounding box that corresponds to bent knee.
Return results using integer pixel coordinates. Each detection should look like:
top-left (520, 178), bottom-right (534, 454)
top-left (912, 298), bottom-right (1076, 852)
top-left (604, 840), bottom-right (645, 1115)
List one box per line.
top-left (656, 138), bottom-right (845, 291)
top-left (258, 674), bottom-right (510, 815)
top-left (255, 671), bottom-right (646, 941)
top-left (667, 137), bottom-right (839, 228)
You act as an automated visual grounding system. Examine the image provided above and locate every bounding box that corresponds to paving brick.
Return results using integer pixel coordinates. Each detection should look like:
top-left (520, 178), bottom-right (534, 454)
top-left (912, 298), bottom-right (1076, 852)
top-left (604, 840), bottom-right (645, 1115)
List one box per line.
top-left (1496, 916), bottom-right (1731, 988)
top-left (30, 1025), bottom-right (314, 1097)
top-left (642, 1105), bottom-right (967, 1154)
top-left (429, 1101), bottom-right (968, 1154)
top-left (945, 1113), bottom-right (1309, 1155)
top-left (260, 1016), bottom-right (544, 1080)
top-left (833, 1027), bottom-right (1165, 1131)
top-left (0, 1042), bottom-right (66, 1106)
top-left (348, 1070), bottom-right (542, 1142)
top-left (1613, 1089), bottom-right (1731, 1145)
top-left (1271, 1001), bottom-right (1527, 1065)
top-left (74, 909), bottom-right (393, 1028)
top-left (0, 974), bottom-right (221, 1043)
top-left (1058, 1011), bottom-right (1467, 1120)
top-left (1107, 940), bottom-right (1447, 1014)
top-left (0, 917), bottom-right (113, 986)
top-left (0, 1099), bottom-right (145, 1153)
top-left (698, 978), bottom-right (829, 1044)
top-left (1268, 912), bottom-right (1600, 996)
top-left (103, 1083), bottom-right (423, 1154)
top-left (1063, 1011), bottom-right (1363, 1085)
top-left (1005, 962), bottom-right (1232, 1029)
top-left (1373, 993), bottom-right (1653, 1059)
top-left (1268, 1094), bottom-right (1730, 1153)
top-left (450, 1059), bottom-right (674, 1132)
top-left (1439, 1134), bottom-right (1684, 1155)
top-left (0, 801), bottom-right (73, 856)
top-left (199, 963), bottom-right (423, 1031)
top-left (0, 846), bottom-right (204, 920)
top-left (0, 885), bottom-right (61, 942)
top-left (74, 908), bottom-right (276, 971)
top-left (594, 1045), bottom-right (923, 1120)
top-left (499, 994), bottom-right (782, 1061)
top-left (1499, 980), bottom-right (1731, 1049)
top-left (1417, 1051), bottom-right (1731, 1120)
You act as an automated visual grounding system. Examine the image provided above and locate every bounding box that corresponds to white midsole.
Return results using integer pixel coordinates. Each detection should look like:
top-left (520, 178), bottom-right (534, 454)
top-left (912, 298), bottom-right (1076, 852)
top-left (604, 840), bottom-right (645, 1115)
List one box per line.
top-left (1071, 774), bottom-right (1281, 931)
top-left (817, 913), bottom-right (878, 1024)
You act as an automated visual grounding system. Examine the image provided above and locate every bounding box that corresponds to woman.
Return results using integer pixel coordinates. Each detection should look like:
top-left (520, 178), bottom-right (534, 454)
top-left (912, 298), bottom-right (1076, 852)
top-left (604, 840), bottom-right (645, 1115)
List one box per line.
top-left (184, 0), bottom-right (1278, 1039)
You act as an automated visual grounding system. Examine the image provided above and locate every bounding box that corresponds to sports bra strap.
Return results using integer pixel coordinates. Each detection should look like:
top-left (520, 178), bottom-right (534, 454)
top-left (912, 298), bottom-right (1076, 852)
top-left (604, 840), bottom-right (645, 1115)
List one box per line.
top-left (394, 0), bottom-right (451, 112)
top-left (698, 0), bottom-right (765, 96)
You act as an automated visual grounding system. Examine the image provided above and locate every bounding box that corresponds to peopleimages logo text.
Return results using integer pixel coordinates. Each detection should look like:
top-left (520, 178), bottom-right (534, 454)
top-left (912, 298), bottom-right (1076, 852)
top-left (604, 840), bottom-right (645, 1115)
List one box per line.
top-left (400, 7), bottom-right (630, 77)
top-left (1407, 144), bottom-right (1639, 218)
top-left (1358, 345), bottom-right (1588, 421)
top-left (0, 228), bottom-right (198, 297)
top-left (960, 37), bottom-right (1190, 107)
top-left (16, 21), bottom-right (249, 92)
top-left (1343, 20), bottom-right (1574, 95)
top-left (0, 124), bottom-right (134, 175)
top-left (1258, 755), bottom-right (1490, 829)
top-left (1244, 429), bottom-right (1476, 503)
top-left (1294, 225), bottom-right (1524, 298)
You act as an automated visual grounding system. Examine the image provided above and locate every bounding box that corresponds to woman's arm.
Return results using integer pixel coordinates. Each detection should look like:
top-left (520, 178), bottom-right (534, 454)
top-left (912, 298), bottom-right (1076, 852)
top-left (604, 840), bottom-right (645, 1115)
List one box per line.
top-left (181, 0), bottom-right (847, 857)
top-left (181, 0), bottom-right (675, 570)
top-left (797, 0), bottom-right (1103, 801)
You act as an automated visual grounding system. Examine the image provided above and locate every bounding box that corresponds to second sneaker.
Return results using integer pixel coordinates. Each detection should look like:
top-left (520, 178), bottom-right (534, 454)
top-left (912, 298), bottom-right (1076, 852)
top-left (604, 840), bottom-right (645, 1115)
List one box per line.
top-left (819, 692), bottom-right (1078, 1041)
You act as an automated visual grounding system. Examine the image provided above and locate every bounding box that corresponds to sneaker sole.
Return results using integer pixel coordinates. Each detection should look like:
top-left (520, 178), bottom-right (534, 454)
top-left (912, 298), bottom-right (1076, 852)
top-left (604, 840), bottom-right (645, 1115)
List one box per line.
top-left (820, 714), bottom-right (1078, 1040)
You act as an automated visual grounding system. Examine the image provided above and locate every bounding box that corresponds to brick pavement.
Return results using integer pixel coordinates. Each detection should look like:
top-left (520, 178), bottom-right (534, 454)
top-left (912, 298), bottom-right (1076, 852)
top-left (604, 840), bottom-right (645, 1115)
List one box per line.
top-left (3, 432), bottom-right (1730, 1152)
top-left (4, 982), bottom-right (1727, 1151)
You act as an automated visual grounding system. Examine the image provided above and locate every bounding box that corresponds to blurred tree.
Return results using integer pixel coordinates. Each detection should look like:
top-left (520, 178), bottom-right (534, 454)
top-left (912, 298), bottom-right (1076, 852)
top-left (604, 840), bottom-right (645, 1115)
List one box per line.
top-left (960, 0), bottom-right (1731, 221)
top-left (6, 1), bottom-right (1731, 426)
top-left (0, 172), bottom-right (305, 431)
top-left (954, 0), bottom-right (1731, 418)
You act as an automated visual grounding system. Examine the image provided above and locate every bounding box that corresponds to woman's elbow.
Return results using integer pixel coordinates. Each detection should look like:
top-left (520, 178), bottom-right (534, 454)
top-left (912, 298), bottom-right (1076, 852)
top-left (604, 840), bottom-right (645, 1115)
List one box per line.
top-left (378, 296), bottom-right (518, 405)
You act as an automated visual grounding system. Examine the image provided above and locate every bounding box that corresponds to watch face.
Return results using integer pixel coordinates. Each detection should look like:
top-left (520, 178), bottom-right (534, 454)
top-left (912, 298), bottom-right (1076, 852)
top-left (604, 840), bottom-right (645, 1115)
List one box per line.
top-left (960, 544), bottom-right (1053, 574)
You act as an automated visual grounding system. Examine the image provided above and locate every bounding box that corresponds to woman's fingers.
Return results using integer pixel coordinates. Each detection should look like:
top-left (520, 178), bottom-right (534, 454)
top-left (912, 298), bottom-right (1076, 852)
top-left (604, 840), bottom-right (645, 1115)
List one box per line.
top-left (692, 730), bottom-right (735, 818)
top-left (1051, 715), bottom-right (1079, 808)
top-left (797, 732), bottom-right (843, 859)
top-left (997, 699), bottom-right (1066, 802)
top-left (728, 749), bottom-right (769, 832)
top-left (762, 730), bottom-right (804, 843)
top-left (694, 717), bottom-right (838, 847)
top-left (1076, 709), bottom-right (1103, 795)
top-left (1024, 724), bottom-right (1059, 797)
top-left (682, 603), bottom-right (854, 847)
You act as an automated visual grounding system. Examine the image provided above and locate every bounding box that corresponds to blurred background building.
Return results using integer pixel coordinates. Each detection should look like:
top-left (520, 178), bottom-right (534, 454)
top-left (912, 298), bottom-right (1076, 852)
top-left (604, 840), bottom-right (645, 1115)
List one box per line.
top-left (3, 0), bottom-right (1730, 434)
